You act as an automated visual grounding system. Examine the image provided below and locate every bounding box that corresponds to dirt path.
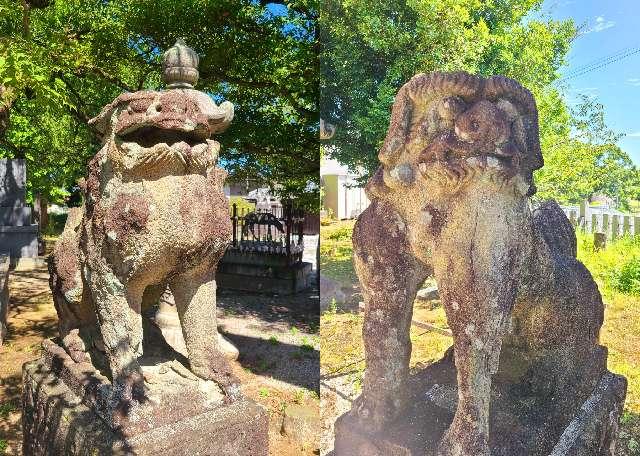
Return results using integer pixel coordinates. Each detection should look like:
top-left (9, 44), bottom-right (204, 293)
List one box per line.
top-left (0, 266), bottom-right (57, 455)
top-left (0, 264), bottom-right (319, 456)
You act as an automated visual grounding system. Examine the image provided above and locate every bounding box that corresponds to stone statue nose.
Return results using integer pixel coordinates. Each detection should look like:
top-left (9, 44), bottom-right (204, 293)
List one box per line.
top-left (146, 101), bottom-right (163, 116)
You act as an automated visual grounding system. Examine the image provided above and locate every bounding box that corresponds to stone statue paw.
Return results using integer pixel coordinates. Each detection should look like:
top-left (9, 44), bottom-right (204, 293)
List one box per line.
top-left (349, 394), bottom-right (404, 434)
top-left (113, 368), bottom-right (147, 407)
top-left (190, 351), bottom-right (242, 402)
top-left (436, 422), bottom-right (490, 456)
top-left (61, 328), bottom-right (90, 363)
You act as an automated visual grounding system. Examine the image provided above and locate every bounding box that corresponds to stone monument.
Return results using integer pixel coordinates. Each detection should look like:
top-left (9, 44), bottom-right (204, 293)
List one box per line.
top-left (333, 72), bottom-right (627, 455)
top-left (22, 40), bottom-right (268, 455)
top-left (0, 158), bottom-right (39, 258)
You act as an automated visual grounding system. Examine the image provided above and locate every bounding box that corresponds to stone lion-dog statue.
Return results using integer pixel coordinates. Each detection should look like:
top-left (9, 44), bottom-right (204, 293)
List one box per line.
top-left (49, 81), bottom-right (236, 401)
top-left (335, 72), bottom-right (626, 456)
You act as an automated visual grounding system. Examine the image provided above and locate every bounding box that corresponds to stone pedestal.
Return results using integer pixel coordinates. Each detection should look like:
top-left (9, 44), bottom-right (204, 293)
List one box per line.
top-left (334, 355), bottom-right (627, 456)
top-left (22, 339), bottom-right (269, 456)
top-left (0, 159), bottom-right (38, 258)
top-left (217, 250), bottom-right (313, 294)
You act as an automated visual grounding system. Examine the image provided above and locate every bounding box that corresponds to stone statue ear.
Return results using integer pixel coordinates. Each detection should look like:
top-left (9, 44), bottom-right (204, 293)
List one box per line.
top-left (208, 101), bottom-right (234, 134)
top-left (496, 98), bottom-right (519, 122)
top-left (88, 104), bottom-right (117, 140)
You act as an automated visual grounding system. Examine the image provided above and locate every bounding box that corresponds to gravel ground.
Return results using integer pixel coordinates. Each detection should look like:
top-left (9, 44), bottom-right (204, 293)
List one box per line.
top-left (320, 371), bottom-right (359, 456)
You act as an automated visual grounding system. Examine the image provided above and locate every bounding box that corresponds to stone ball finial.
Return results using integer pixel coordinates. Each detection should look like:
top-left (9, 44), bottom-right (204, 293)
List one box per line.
top-left (162, 39), bottom-right (199, 89)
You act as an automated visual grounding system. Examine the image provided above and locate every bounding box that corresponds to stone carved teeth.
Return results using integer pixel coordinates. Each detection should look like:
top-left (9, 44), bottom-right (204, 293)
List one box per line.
top-left (171, 141), bottom-right (192, 156)
top-left (465, 156), bottom-right (485, 168)
top-left (486, 156), bottom-right (502, 168)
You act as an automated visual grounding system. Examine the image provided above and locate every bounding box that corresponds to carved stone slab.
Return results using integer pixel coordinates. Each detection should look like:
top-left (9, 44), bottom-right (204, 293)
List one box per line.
top-left (22, 339), bottom-right (269, 455)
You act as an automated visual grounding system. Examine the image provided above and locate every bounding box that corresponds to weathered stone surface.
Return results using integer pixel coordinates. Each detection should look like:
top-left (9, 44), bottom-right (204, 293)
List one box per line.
top-left (0, 158), bottom-right (26, 206)
top-left (281, 404), bottom-right (321, 448)
top-left (334, 357), bottom-right (626, 456)
top-left (47, 40), bottom-right (238, 402)
top-left (334, 72), bottom-right (627, 455)
top-left (0, 253), bottom-right (9, 345)
top-left (22, 338), bottom-right (269, 456)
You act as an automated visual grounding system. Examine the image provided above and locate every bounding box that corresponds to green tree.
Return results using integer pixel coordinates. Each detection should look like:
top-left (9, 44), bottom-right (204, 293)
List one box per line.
top-left (535, 94), bottom-right (640, 207)
top-left (0, 0), bottom-right (319, 209)
top-left (321, 0), bottom-right (575, 176)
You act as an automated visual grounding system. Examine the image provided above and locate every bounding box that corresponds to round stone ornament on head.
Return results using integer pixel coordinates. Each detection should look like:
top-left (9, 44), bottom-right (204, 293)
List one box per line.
top-left (162, 38), bottom-right (200, 88)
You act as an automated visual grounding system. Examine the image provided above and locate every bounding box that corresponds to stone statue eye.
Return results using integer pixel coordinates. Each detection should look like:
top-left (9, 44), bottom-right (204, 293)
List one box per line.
top-left (437, 96), bottom-right (466, 120)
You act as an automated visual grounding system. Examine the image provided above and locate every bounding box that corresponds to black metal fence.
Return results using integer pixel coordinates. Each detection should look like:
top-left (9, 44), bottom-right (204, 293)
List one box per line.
top-left (229, 202), bottom-right (305, 260)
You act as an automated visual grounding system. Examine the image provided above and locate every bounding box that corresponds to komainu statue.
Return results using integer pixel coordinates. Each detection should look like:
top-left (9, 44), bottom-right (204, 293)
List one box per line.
top-left (48, 39), bottom-right (236, 401)
top-left (334, 72), bottom-right (627, 455)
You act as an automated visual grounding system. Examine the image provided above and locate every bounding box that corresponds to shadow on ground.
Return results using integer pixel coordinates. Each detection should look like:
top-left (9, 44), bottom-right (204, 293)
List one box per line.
top-left (225, 332), bottom-right (319, 392)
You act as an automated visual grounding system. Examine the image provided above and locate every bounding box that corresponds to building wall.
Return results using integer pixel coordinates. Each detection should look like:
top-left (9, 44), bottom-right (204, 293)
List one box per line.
top-left (322, 175), bottom-right (339, 218)
top-left (322, 174), bottom-right (370, 219)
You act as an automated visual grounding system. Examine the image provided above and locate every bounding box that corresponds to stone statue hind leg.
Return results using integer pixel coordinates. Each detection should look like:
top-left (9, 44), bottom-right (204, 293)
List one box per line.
top-left (350, 200), bottom-right (430, 431)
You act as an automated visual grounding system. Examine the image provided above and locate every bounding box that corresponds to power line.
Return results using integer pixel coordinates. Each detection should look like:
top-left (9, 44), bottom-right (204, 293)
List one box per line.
top-left (555, 47), bottom-right (640, 83)
top-left (560, 45), bottom-right (640, 79)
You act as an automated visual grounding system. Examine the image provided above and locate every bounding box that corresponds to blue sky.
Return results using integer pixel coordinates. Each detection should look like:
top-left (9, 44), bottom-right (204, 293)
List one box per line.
top-left (539, 0), bottom-right (640, 164)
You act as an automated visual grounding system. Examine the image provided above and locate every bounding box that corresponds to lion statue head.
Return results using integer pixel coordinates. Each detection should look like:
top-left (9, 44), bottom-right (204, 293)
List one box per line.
top-left (364, 72), bottom-right (542, 263)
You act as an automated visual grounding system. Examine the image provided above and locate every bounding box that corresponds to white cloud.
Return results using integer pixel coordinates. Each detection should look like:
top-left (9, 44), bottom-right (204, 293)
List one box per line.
top-left (584, 16), bottom-right (616, 34)
top-left (626, 131), bottom-right (640, 137)
top-left (627, 78), bottom-right (640, 87)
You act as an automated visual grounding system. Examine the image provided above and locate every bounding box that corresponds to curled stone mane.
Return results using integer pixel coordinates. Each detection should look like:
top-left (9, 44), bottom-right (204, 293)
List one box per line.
top-left (371, 71), bottom-right (543, 200)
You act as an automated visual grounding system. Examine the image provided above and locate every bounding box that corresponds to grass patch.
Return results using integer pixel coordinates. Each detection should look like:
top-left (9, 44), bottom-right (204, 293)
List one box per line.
top-left (320, 220), bottom-right (357, 287)
top-left (268, 335), bottom-right (280, 346)
top-left (0, 402), bottom-right (17, 418)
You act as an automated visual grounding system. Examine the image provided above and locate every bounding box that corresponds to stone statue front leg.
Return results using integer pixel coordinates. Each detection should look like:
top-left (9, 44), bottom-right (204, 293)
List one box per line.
top-left (431, 197), bottom-right (522, 456)
top-left (84, 263), bottom-right (145, 402)
top-left (351, 201), bottom-right (430, 431)
top-left (169, 268), bottom-right (240, 400)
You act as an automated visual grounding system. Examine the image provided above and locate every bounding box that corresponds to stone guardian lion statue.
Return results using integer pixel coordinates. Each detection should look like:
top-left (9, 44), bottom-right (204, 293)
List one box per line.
top-left (335, 72), bottom-right (626, 456)
top-left (49, 42), bottom-right (237, 402)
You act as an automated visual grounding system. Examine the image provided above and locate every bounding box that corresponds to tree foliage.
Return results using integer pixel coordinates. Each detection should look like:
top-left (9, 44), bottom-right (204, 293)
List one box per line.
top-left (0, 0), bottom-right (319, 208)
top-left (535, 94), bottom-right (640, 207)
top-left (321, 0), bottom-right (640, 207)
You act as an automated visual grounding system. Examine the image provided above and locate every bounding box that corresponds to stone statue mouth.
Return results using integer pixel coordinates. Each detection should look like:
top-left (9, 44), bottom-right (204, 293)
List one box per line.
top-left (417, 131), bottom-right (521, 175)
top-left (120, 125), bottom-right (206, 149)
top-left (116, 125), bottom-right (215, 167)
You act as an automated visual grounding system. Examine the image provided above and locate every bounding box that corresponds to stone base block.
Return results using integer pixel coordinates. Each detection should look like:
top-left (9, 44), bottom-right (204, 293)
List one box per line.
top-left (0, 224), bottom-right (38, 258)
top-left (217, 261), bottom-right (313, 294)
top-left (0, 205), bottom-right (32, 226)
top-left (334, 360), bottom-right (626, 456)
top-left (22, 339), bottom-right (269, 455)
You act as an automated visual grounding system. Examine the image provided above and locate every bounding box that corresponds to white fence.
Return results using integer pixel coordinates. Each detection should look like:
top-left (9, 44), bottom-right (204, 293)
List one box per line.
top-left (558, 201), bottom-right (640, 238)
